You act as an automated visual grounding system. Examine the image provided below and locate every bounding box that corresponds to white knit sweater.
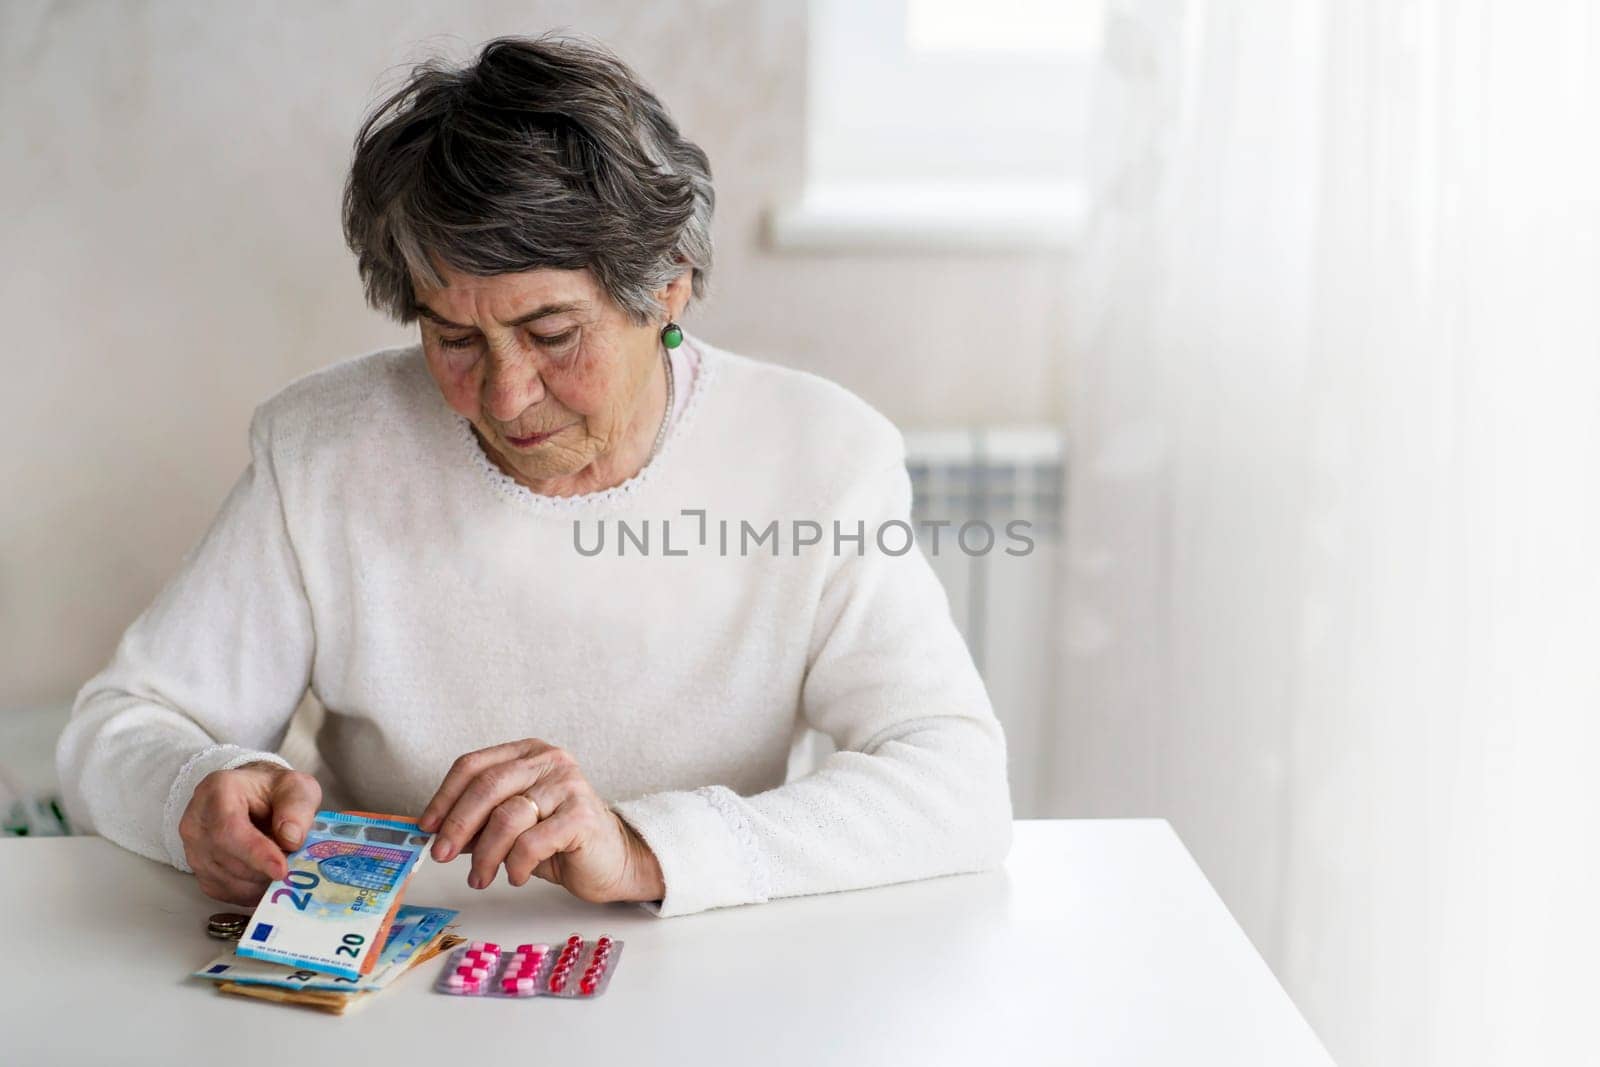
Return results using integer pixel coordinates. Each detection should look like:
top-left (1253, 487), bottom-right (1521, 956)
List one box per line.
top-left (56, 331), bottom-right (1013, 917)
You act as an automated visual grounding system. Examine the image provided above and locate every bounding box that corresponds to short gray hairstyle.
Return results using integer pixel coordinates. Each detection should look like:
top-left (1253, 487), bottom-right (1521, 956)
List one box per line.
top-left (342, 33), bottom-right (715, 327)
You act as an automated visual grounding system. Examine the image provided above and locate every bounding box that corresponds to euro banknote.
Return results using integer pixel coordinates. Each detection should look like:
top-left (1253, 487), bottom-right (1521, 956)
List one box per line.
top-left (195, 904), bottom-right (458, 992)
top-left (214, 931), bottom-right (466, 1016)
top-left (233, 811), bottom-right (432, 980)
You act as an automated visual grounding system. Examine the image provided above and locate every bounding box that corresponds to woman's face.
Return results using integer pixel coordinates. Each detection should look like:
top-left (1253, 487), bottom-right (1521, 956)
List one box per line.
top-left (414, 263), bottom-right (683, 495)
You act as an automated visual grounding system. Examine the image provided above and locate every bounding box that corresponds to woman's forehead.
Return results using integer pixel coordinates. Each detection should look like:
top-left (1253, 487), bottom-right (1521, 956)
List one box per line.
top-left (416, 265), bottom-right (599, 321)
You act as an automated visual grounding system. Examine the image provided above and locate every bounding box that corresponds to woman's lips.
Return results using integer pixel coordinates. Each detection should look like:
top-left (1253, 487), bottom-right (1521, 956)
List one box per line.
top-left (505, 424), bottom-right (572, 449)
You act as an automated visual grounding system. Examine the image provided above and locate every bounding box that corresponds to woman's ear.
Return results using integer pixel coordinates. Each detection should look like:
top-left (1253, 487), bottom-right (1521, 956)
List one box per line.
top-left (658, 263), bottom-right (694, 321)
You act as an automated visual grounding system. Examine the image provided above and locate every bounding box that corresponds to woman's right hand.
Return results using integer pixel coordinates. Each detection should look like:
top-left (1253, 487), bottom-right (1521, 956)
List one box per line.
top-left (178, 761), bottom-right (321, 906)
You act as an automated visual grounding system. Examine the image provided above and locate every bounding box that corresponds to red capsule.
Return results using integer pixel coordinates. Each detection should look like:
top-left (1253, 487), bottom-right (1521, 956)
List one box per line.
top-left (579, 976), bottom-right (598, 995)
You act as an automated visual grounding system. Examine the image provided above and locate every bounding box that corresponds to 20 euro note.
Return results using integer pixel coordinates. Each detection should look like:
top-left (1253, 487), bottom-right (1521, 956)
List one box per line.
top-left (195, 904), bottom-right (458, 992)
top-left (234, 811), bottom-right (433, 980)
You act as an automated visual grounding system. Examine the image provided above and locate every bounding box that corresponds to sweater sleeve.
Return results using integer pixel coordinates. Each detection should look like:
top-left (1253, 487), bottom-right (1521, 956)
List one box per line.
top-left (613, 439), bottom-right (1014, 917)
top-left (55, 405), bottom-right (312, 871)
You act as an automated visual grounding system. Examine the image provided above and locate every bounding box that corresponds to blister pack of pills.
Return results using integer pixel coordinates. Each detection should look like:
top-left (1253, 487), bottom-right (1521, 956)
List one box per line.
top-left (433, 934), bottom-right (623, 998)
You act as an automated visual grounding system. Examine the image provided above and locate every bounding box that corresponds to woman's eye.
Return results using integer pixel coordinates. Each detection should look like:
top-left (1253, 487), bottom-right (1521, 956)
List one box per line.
top-left (534, 329), bottom-right (577, 348)
top-left (438, 334), bottom-right (478, 350)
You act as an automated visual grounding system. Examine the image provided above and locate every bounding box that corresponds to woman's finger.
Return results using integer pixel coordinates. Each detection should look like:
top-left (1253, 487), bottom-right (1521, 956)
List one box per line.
top-left (468, 794), bottom-right (547, 889)
top-left (213, 849), bottom-right (272, 889)
top-left (197, 787), bottom-right (288, 881)
top-left (195, 858), bottom-right (270, 907)
top-left (418, 740), bottom-right (546, 835)
top-left (503, 807), bottom-right (581, 887)
top-left (267, 770), bottom-right (322, 850)
top-left (215, 811), bottom-right (289, 881)
top-left (429, 759), bottom-right (541, 862)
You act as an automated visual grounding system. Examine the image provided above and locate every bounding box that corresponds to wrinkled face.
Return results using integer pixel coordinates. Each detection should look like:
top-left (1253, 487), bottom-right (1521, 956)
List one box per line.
top-left (413, 264), bottom-right (665, 493)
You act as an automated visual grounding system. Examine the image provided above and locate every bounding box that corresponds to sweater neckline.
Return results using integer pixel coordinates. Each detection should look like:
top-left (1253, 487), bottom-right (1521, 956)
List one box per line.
top-left (449, 331), bottom-right (720, 514)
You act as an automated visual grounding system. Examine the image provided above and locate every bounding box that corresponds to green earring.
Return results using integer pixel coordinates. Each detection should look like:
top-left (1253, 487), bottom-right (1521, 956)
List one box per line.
top-left (660, 321), bottom-right (684, 349)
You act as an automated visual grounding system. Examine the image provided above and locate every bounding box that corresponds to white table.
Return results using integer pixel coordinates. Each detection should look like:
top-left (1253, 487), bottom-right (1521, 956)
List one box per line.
top-left (0, 820), bottom-right (1331, 1066)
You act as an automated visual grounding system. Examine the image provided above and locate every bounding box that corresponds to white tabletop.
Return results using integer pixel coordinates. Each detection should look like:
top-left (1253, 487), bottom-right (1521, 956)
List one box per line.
top-left (0, 820), bottom-right (1331, 1066)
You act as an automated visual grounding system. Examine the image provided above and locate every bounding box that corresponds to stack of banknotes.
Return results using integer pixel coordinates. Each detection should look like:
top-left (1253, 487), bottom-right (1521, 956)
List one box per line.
top-left (190, 810), bottom-right (463, 1014)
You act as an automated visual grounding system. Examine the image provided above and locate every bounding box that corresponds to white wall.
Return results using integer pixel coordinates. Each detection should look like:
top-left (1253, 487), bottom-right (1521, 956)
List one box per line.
top-left (0, 0), bottom-right (1070, 709)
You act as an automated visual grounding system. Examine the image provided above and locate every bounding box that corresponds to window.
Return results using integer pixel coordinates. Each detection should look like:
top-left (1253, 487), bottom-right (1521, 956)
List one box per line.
top-left (769, 0), bottom-right (1105, 252)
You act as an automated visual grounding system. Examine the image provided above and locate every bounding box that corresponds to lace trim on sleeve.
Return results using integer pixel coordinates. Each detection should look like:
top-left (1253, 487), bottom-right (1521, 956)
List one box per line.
top-left (691, 784), bottom-right (772, 903)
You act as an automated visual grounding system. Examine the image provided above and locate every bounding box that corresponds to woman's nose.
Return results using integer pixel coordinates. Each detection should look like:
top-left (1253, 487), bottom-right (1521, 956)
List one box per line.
top-left (482, 350), bottom-right (545, 422)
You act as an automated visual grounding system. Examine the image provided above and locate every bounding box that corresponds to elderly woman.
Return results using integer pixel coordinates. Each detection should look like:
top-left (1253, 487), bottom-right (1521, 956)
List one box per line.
top-left (56, 34), bottom-right (1011, 917)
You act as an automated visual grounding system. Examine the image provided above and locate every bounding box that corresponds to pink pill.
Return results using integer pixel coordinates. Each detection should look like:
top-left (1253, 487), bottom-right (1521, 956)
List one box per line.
top-left (517, 943), bottom-right (549, 955)
top-left (469, 941), bottom-right (500, 954)
top-left (456, 965), bottom-right (489, 979)
top-left (445, 973), bottom-right (467, 988)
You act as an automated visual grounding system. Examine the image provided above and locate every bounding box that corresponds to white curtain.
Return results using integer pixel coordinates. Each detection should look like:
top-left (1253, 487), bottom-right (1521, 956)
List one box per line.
top-left (1055, 2), bottom-right (1600, 1065)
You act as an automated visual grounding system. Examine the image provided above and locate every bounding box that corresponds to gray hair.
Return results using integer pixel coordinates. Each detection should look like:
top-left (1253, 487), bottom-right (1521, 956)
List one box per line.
top-left (342, 33), bottom-right (715, 327)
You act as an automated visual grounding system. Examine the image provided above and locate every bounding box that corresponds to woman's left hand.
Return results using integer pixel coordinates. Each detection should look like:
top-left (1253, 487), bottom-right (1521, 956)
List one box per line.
top-left (417, 738), bottom-right (665, 903)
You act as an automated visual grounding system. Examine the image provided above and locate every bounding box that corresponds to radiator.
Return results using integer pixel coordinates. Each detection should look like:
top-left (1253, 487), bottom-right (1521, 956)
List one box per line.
top-left (786, 426), bottom-right (1066, 816)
